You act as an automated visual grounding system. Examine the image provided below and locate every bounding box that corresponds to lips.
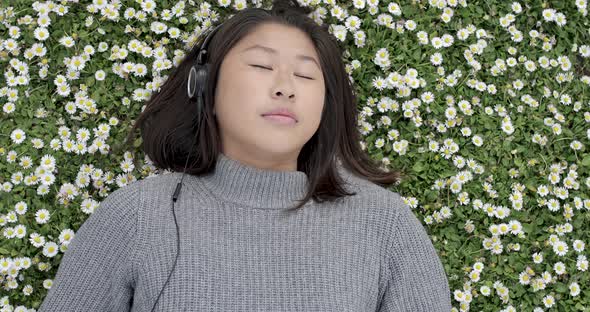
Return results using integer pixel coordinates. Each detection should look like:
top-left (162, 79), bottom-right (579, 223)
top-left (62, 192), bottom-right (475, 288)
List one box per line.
top-left (261, 107), bottom-right (298, 122)
top-left (262, 114), bottom-right (297, 125)
top-left (262, 114), bottom-right (297, 122)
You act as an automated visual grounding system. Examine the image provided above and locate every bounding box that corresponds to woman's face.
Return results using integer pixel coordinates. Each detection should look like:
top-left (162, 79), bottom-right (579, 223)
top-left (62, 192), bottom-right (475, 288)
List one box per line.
top-left (213, 22), bottom-right (325, 171)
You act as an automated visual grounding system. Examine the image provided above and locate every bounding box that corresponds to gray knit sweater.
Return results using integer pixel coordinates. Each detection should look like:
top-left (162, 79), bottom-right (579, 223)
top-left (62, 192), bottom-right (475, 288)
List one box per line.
top-left (38, 153), bottom-right (452, 311)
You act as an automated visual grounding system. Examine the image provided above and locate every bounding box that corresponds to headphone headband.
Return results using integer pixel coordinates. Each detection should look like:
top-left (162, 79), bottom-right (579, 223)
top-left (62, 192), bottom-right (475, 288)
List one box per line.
top-left (196, 23), bottom-right (223, 65)
top-left (188, 23), bottom-right (223, 99)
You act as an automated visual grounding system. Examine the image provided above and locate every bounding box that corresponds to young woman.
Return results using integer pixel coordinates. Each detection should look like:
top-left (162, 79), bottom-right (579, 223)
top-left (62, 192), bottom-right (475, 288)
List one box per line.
top-left (39, 0), bottom-right (452, 311)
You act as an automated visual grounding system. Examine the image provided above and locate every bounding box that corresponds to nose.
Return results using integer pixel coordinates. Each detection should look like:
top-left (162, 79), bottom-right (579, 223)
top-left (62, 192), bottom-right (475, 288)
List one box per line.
top-left (274, 90), bottom-right (295, 99)
top-left (271, 70), bottom-right (296, 101)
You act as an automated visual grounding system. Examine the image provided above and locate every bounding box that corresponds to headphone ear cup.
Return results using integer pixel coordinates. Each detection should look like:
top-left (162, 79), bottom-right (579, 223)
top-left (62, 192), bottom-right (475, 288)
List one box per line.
top-left (193, 63), bottom-right (209, 125)
top-left (187, 64), bottom-right (208, 98)
top-left (194, 63), bottom-right (209, 97)
top-left (187, 66), bottom-right (199, 99)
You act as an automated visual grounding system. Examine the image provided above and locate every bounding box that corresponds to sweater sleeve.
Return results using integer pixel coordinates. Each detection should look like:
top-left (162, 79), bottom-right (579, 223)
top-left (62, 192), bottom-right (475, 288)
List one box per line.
top-left (377, 196), bottom-right (453, 312)
top-left (38, 183), bottom-right (140, 312)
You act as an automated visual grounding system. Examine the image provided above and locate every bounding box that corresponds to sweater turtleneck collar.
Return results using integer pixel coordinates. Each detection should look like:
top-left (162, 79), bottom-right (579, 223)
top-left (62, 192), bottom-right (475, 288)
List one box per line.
top-left (198, 153), bottom-right (310, 210)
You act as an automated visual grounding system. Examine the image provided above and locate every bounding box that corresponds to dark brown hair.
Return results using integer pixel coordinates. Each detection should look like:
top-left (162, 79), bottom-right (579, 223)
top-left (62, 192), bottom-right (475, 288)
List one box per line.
top-left (123, 0), bottom-right (402, 212)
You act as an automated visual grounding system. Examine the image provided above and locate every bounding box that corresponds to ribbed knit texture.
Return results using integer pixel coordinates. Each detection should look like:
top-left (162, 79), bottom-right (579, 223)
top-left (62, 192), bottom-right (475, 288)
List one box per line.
top-left (38, 153), bottom-right (452, 312)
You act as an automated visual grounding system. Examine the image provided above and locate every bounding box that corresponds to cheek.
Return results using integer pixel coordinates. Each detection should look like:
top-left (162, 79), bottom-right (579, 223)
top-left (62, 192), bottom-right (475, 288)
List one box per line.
top-left (312, 87), bottom-right (326, 119)
top-left (215, 70), bottom-right (256, 115)
top-left (222, 70), bottom-right (252, 97)
top-left (303, 95), bottom-right (325, 130)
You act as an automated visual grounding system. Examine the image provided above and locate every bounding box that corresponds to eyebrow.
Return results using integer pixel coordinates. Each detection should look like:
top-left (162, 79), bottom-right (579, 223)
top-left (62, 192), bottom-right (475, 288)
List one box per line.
top-left (240, 44), bottom-right (320, 69)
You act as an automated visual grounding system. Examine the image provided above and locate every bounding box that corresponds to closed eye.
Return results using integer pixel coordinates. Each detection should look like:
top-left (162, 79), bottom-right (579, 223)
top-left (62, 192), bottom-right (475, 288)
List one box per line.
top-left (249, 65), bottom-right (314, 80)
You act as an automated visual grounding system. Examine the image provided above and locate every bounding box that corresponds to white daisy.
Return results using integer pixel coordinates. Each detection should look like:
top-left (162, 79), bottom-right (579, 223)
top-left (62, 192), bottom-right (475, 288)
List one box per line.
top-left (10, 128), bottom-right (26, 144)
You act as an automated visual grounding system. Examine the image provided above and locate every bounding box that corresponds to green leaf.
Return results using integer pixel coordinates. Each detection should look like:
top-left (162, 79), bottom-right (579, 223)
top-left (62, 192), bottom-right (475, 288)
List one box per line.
top-left (134, 137), bottom-right (143, 148)
top-left (85, 76), bottom-right (95, 87)
top-left (522, 223), bottom-right (535, 234)
top-left (413, 161), bottom-right (425, 172)
top-left (555, 283), bottom-right (568, 293)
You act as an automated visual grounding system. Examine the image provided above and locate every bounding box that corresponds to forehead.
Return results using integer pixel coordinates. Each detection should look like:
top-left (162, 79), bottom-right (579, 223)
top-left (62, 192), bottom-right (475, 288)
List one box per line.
top-left (233, 23), bottom-right (320, 67)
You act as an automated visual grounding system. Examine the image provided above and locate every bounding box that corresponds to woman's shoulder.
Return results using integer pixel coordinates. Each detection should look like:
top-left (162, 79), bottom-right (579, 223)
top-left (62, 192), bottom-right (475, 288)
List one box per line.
top-left (129, 171), bottom-right (185, 193)
top-left (101, 172), bottom-right (185, 208)
top-left (336, 164), bottom-right (409, 221)
top-left (343, 173), bottom-right (438, 263)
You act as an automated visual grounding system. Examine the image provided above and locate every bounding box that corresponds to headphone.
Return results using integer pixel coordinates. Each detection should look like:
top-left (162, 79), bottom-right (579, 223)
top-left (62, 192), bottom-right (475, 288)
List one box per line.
top-left (150, 23), bottom-right (223, 312)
